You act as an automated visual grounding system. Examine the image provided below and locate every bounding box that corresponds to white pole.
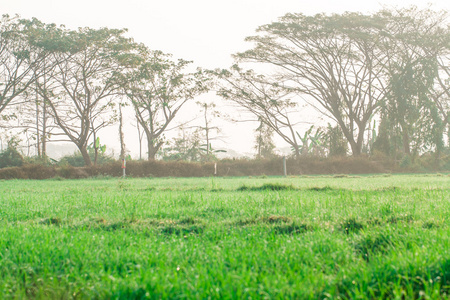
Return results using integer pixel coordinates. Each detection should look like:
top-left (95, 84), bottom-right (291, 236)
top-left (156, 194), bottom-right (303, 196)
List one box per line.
top-left (122, 158), bottom-right (126, 178)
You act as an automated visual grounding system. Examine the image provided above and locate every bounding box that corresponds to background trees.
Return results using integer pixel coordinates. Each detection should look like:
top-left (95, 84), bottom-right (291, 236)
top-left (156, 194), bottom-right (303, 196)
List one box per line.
top-left (216, 65), bottom-right (303, 158)
top-left (34, 27), bottom-right (138, 166)
top-left (254, 117), bottom-right (276, 159)
top-left (233, 12), bottom-right (388, 156)
top-left (374, 8), bottom-right (449, 160)
top-left (0, 15), bottom-right (46, 118)
top-left (121, 49), bottom-right (210, 160)
top-left (0, 7), bottom-right (448, 167)
top-left (218, 7), bottom-right (449, 161)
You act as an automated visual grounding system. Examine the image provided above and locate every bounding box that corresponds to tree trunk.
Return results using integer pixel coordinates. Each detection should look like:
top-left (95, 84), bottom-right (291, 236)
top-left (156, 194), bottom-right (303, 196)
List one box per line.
top-left (79, 145), bottom-right (92, 166)
top-left (352, 129), bottom-right (365, 157)
top-left (336, 119), bottom-right (360, 156)
top-left (42, 98), bottom-right (47, 157)
top-left (92, 133), bottom-right (98, 166)
top-left (35, 91), bottom-right (41, 157)
top-left (119, 106), bottom-right (126, 160)
top-left (136, 119), bottom-right (142, 160)
top-left (402, 128), bottom-right (411, 155)
top-left (147, 139), bottom-right (163, 160)
top-left (350, 141), bottom-right (363, 157)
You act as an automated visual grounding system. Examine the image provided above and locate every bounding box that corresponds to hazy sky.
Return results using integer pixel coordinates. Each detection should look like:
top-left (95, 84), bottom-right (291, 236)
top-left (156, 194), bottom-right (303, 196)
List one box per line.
top-left (2, 0), bottom-right (448, 69)
top-left (1, 0), bottom-right (449, 157)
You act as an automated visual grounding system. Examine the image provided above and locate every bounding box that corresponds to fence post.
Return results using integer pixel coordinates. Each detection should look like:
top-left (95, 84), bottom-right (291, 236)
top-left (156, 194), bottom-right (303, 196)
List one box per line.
top-left (283, 156), bottom-right (287, 177)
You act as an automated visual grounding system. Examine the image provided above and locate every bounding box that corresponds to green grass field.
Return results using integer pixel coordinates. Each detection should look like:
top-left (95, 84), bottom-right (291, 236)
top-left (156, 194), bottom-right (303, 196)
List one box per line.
top-left (1, 174), bottom-right (449, 299)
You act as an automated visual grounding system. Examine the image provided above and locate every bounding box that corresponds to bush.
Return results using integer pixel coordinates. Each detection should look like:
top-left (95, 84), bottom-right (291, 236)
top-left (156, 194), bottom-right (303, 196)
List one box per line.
top-left (24, 156), bottom-right (56, 166)
top-left (0, 147), bottom-right (24, 168)
top-left (22, 164), bottom-right (57, 179)
top-left (58, 151), bottom-right (115, 167)
top-left (0, 164), bottom-right (56, 179)
top-left (0, 166), bottom-right (26, 179)
top-left (56, 165), bottom-right (90, 179)
top-left (0, 155), bottom-right (447, 180)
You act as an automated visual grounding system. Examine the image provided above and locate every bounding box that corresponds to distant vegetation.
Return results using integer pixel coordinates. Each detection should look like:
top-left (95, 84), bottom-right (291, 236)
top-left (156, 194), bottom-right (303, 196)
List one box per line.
top-left (0, 155), bottom-right (448, 180)
top-left (0, 6), bottom-right (449, 171)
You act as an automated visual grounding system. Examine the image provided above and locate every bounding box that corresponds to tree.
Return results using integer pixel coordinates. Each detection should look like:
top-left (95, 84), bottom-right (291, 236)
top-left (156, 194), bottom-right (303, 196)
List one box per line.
top-left (196, 101), bottom-right (225, 161)
top-left (20, 18), bottom-right (65, 158)
top-left (254, 117), bottom-right (276, 159)
top-left (0, 15), bottom-right (46, 119)
top-left (0, 17), bottom-right (62, 159)
top-left (216, 65), bottom-right (303, 158)
top-left (376, 7), bottom-right (449, 159)
top-left (159, 127), bottom-right (203, 162)
top-left (121, 48), bottom-right (209, 160)
top-left (118, 104), bottom-right (126, 161)
top-left (324, 123), bottom-right (348, 156)
top-left (0, 137), bottom-right (24, 168)
top-left (35, 26), bottom-right (137, 166)
top-left (236, 12), bottom-right (389, 156)
top-left (432, 45), bottom-right (450, 153)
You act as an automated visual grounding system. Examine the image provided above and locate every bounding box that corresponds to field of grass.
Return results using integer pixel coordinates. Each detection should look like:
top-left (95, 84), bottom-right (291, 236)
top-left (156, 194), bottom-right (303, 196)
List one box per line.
top-left (0, 174), bottom-right (449, 299)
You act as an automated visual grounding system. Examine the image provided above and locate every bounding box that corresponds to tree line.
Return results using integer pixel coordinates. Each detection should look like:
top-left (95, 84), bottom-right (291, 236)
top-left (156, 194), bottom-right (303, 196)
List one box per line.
top-left (0, 7), bottom-right (449, 167)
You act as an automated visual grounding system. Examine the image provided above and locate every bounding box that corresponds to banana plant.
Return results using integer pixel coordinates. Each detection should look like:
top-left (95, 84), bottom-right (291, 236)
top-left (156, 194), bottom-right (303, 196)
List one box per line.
top-left (309, 127), bottom-right (325, 157)
top-left (199, 143), bottom-right (226, 162)
top-left (88, 137), bottom-right (106, 165)
top-left (296, 125), bottom-right (314, 156)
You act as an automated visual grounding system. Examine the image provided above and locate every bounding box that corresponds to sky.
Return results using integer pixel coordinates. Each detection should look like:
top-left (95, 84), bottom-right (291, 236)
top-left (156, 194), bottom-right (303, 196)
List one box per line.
top-left (1, 0), bottom-right (449, 158)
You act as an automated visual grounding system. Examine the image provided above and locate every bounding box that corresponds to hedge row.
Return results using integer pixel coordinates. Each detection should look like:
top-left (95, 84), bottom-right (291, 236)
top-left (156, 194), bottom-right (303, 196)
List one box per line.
top-left (0, 157), bottom-right (394, 180)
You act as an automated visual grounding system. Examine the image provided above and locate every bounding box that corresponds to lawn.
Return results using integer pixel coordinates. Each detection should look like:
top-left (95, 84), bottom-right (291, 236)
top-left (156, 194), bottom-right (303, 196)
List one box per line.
top-left (0, 174), bottom-right (449, 299)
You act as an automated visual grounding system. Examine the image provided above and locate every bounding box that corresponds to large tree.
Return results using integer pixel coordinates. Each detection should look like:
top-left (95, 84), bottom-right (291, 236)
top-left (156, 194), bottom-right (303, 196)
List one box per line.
top-left (216, 65), bottom-right (303, 157)
top-left (35, 26), bottom-right (138, 166)
top-left (376, 7), bottom-right (449, 158)
top-left (236, 12), bottom-right (389, 156)
top-left (0, 15), bottom-right (47, 119)
top-left (121, 49), bottom-right (209, 160)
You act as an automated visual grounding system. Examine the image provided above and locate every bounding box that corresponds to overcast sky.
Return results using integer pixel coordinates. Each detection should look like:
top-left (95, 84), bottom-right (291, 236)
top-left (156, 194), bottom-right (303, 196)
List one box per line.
top-left (1, 0), bottom-right (449, 157)
top-left (2, 0), bottom-right (448, 69)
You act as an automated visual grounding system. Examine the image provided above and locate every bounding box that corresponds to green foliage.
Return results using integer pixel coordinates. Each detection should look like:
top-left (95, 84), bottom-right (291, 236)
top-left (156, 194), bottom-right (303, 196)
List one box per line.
top-left (159, 130), bottom-right (203, 162)
top-left (160, 129), bottom-right (225, 162)
top-left (237, 183), bottom-right (295, 191)
top-left (293, 126), bottom-right (326, 157)
top-left (23, 156), bottom-right (56, 166)
top-left (400, 155), bottom-right (412, 168)
top-left (0, 138), bottom-right (24, 168)
top-left (324, 124), bottom-right (348, 157)
top-left (120, 48), bottom-right (211, 160)
top-left (58, 149), bottom-right (114, 167)
top-left (0, 146), bottom-right (24, 168)
top-left (373, 117), bottom-right (393, 156)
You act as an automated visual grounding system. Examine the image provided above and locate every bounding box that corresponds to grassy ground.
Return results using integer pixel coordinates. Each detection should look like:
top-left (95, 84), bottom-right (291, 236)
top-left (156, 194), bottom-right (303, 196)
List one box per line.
top-left (0, 174), bottom-right (449, 299)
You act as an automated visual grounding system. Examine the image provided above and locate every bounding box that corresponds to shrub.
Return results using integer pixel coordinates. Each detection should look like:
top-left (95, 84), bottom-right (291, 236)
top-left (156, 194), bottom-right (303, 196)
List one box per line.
top-left (58, 151), bottom-right (115, 167)
top-left (21, 164), bottom-right (56, 179)
top-left (57, 165), bottom-right (89, 179)
top-left (0, 154), bottom-right (447, 180)
top-left (0, 147), bottom-right (24, 168)
top-left (0, 166), bottom-right (27, 179)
